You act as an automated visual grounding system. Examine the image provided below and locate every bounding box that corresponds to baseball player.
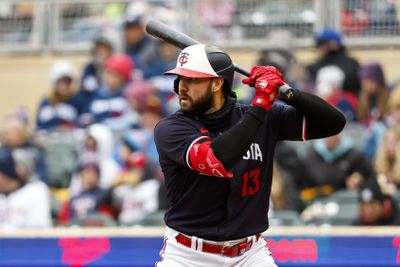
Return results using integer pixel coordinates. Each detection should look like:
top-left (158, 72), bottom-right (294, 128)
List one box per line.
top-left (154, 44), bottom-right (346, 266)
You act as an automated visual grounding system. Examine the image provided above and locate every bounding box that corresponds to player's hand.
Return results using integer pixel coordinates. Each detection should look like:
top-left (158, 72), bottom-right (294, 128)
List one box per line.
top-left (242, 66), bottom-right (284, 110)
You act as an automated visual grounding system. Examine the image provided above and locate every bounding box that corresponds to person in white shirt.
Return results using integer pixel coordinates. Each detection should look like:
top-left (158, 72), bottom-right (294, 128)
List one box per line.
top-left (0, 148), bottom-right (51, 229)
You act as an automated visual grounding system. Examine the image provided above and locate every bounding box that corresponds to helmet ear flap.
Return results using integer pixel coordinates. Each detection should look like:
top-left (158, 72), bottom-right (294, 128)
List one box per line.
top-left (174, 77), bottom-right (180, 94)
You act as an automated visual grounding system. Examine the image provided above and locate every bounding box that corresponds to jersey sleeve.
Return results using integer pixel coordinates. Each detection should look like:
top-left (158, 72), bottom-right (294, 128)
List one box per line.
top-left (273, 103), bottom-right (307, 141)
top-left (154, 117), bottom-right (211, 168)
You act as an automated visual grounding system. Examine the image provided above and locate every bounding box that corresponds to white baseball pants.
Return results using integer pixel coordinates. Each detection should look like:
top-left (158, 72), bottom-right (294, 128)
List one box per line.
top-left (155, 227), bottom-right (278, 267)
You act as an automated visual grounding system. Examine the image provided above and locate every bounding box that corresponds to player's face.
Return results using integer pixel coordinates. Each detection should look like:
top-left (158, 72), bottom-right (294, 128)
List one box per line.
top-left (178, 77), bottom-right (213, 115)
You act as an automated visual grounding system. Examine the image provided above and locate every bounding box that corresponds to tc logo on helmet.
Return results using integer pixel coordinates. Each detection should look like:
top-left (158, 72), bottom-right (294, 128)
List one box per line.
top-left (178, 52), bottom-right (189, 66)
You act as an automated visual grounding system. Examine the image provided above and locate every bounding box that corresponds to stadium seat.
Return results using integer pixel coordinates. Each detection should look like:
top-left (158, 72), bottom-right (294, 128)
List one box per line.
top-left (322, 190), bottom-right (359, 226)
top-left (270, 210), bottom-right (304, 226)
top-left (137, 211), bottom-right (166, 227)
top-left (70, 213), bottom-right (117, 227)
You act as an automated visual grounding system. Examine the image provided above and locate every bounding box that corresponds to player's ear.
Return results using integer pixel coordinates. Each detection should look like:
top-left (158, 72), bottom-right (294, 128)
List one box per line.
top-left (212, 78), bottom-right (224, 93)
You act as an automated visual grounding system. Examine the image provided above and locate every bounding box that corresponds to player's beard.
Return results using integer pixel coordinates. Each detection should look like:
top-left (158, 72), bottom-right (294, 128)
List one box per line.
top-left (180, 82), bottom-right (213, 116)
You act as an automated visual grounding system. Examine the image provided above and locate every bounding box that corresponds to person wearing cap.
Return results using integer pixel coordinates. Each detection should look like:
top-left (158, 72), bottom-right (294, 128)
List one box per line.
top-left (111, 150), bottom-right (161, 226)
top-left (36, 60), bottom-right (82, 130)
top-left (357, 62), bottom-right (390, 160)
top-left (353, 180), bottom-right (400, 226)
top-left (124, 80), bottom-right (164, 163)
top-left (307, 27), bottom-right (361, 95)
top-left (122, 14), bottom-right (159, 79)
top-left (1, 113), bottom-right (49, 185)
top-left (154, 44), bottom-right (346, 266)
top-left (69, 124), bottom-right (119, 196)
top-left (358, 61), bottom-right (390, 123)
top-left (59, 152), bottom-right (114, 226)
top-left (0, 148), bottom-right (52, 228)
top-left (315, 65), bottom-right (358, 122)
top-left (83, 54), bottom-right (135, 131)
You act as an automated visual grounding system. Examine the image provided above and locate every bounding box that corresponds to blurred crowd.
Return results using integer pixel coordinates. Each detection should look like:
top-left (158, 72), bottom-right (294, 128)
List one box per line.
top-left (0, 15), bottom-right (400, 229)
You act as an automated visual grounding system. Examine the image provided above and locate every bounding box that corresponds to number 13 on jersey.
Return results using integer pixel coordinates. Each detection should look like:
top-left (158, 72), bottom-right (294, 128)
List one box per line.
top-left (242, 168), bottom-right (261, 197)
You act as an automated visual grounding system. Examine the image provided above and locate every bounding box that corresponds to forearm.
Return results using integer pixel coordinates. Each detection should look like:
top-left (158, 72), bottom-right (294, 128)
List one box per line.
top-left (210, 106), bottom-right (266, 169)
top-left (282, 90), bottom-right (346, 139)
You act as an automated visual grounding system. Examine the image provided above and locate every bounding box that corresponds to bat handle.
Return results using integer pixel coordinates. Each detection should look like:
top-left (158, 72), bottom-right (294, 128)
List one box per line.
top-left (233, 63), bottom-right (250, 77)
top-left (234, 63), bottom-right (294, 98)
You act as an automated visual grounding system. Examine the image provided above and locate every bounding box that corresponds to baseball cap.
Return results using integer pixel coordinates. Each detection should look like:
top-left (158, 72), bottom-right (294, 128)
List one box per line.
top-left (77, 151), bottom-right (100, 175)
top-left (123, 14), bottom-right (143, 28)
top-left (127, 151), bottom-right (147, 168)
top-left (124, 80), bottom-right (163, 115)
top-left (359, 62), bottom-right (386, 86)
top-left (105, 54), bottom-right (135, 81)
top-left (0, 148), bottom-right (20, 180)
top-left (315, 27), bottom-right (342, 46)
top-left (49, 60), bottom-right (76, 88)
top-left (165, 44), bottom-right (234, 89)
top-left (359, 182), bottom-right (386, 203)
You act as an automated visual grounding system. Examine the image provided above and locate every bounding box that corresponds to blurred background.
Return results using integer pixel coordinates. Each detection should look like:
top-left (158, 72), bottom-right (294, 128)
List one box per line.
top-left (1, 1), bottom-right (400, 266)
top-left (0, 0), bottom-right (400, 232)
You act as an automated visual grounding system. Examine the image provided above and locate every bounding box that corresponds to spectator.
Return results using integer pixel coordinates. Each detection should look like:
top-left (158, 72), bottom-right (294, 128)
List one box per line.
top-left (145, 40), bottom-right (179, 79)
top-left (375, 124), bottom-right (400, 194)
top-left (257, 30), bottom-right (310, 91)
top-left (358, 62), bottom-right (389, 123)
top-left (1, 113), bottom-right (49, 184)
top-left (386, 84), bottom-right (400, 126)
top-left (307, 27), bottom-right (361, 95)
top-left (122, 15), bottom-right (159, 79)
top-left (315, 65), bottom-right (358, 122)
top-left (78, 31), bottom-right (118, 125)
top-left (358, 62), bottom-right (390, 160)
top-left (353, 180), bottom-right (399, 225)
top-left (270, 161), bottom-right (302, 213)
top-left (123, 81), bottom-right (164, 162)
top-left (113, 133), bottom-right (140, 170)
top-left (273, 142), bottom-right (308, 212)
top-left (69, 124), bottom-right (119, 195)
top-left (301, 133), bottom-right (375, 203)
top-left (80, 31), bottom-right (117, 94)
top-left (84, 54), bottom-right (135, 131)
top-left (198, 0), bottom-right (236, 40)
top-left (36, 61), bottom-right (81, 130)
top-left (0, 148), bottom-right (51, 228)
top-left (112, 151), bottom-right (160, 225)
top-left (59, 154), bottom-right (113, 225)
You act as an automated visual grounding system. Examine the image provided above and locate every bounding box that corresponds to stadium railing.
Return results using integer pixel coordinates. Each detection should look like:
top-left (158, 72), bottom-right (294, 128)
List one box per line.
top-left (1, 0), bottom-right (400, 54)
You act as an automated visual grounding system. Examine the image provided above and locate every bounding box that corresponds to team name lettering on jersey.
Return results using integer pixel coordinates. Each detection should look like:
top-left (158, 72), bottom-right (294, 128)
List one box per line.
top-left (39, 103), bottom-right (77, 122)
top-left (91, 98), bottom-right (127, 114)
top-left (242, 143), bottom-right (263, 162)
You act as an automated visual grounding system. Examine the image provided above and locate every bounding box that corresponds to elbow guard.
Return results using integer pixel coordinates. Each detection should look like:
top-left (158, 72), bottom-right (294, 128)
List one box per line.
top-left (188, 139), bottom-right (233, 178)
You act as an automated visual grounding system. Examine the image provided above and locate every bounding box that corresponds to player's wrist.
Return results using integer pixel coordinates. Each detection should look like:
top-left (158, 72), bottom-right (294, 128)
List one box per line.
top-left (252, 93), bottom-right (275, 110)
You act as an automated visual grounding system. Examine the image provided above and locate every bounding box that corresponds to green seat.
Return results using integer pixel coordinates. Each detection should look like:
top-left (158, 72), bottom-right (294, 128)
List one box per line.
top-left (137, 210), bottom-right (166, 227)
top-left (70, 213), bottom-right (117, 227)
top-left (270, 210), bottom-right (304, 226)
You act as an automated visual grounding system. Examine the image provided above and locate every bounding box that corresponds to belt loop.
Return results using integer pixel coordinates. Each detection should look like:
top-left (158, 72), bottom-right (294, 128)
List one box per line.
top-left (191, 235), bottom-right (198, 250)
top-left (197, 237), bottom-right (203, 251)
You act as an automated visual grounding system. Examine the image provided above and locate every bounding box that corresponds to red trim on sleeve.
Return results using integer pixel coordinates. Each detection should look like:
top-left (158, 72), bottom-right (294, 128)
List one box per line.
top-left (302, 117), bottom-right (308, 141)
top-left (185, 136), bottom-right (210, 169)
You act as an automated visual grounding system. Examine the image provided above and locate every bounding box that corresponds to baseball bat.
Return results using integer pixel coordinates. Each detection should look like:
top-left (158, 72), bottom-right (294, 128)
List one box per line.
top-left (145, 20), bottom-right (250, 77)
top-left (145, 20), bottom-right (293, 94)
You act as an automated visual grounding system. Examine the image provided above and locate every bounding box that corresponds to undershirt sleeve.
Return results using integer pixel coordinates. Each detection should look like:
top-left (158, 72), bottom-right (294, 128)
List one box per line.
top-left (210, 106), bottom-right (266, 170)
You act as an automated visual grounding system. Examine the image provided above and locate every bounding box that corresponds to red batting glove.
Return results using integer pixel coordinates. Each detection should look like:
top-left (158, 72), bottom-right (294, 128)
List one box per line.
top-left (242, 66), bottom-right (284, 110)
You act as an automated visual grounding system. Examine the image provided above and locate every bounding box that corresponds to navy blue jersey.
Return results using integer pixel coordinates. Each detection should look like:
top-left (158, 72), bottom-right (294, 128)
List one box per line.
top-left (154, 102), bottom-right (305, 241)
top-left (36, 95), bottom-right (82, 130)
